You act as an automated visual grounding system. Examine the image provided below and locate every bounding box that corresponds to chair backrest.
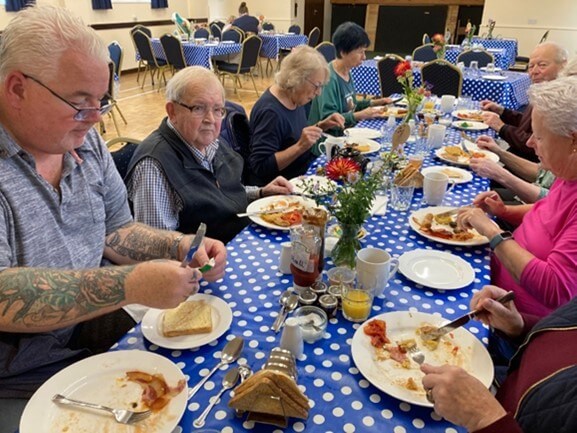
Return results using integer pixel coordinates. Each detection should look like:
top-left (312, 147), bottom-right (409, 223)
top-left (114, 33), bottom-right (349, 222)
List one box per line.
top-left (377, 54), bottom-right (404, 97)
top-left (315, 42), bottom-right (336, 63)
top-left (210, 23), bottom-right (222, 39)
top-left (421, 59), bottom-right (463, 97)
top-left (106, 137), bottom-right (143, 180)
top-left (239, 35), bottom-right (263, 70)
top-left (540, 30), bottom-right (550, 44)
top-left (133, 30), bottom-right (159, 66)
top-left (288, 24), bottom-right (301, 35)
top-left (160, 33), bottom-right (187, 71)
top-left (210, 20), bottom-right (226, 30)
top-left (262, 22), bottom-right (275, 31)
top-left (308, 27), bottom-right (320, 47)
top-left (194, 28), bottom-right (210, 39)
top-left (108, 41), bottom-right (123, 79)
top-left (412, 44), bottom-right (437, 62)
top-left (422, 33), bottom-right (431, 44)
top-left (219, 100), bottom-right (251, 182)
top-left (456, 49), bottom-right (494, 67)
top-left (130, 25), bottom-right (152, 38)
top-left (100, 61), bottom-right (115, 106)
top-left (222, 27), bottom-right (243, 43)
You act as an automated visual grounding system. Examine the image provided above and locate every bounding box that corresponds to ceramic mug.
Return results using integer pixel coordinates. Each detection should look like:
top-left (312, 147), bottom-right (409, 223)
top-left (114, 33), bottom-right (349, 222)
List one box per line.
top-left (318, 136), bottom-right (346, 161)
top-left (355, 247), bottom-right (399, 297)
top-left (423, 171), bottom-right (454, 205)
top-left (427, 124), bottom-right (447, 149)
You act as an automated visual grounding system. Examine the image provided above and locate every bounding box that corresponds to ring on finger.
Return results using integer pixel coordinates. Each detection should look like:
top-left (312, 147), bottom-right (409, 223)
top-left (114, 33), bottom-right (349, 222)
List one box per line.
top-left (426, 388), bottom-right (435, 404)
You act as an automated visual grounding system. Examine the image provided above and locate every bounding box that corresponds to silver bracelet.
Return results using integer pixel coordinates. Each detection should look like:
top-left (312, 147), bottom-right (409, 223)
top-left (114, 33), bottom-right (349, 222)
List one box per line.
top-left (170, 233), bottom-right (186, 259)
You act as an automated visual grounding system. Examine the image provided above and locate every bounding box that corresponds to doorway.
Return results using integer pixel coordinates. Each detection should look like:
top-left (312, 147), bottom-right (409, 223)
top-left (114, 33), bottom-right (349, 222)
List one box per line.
top-left (305, 0), bottom-right (324, 39)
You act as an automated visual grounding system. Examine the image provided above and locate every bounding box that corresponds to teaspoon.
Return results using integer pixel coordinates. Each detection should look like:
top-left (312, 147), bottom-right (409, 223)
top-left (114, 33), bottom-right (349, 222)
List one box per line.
top-left (193, 367), bottom-right (240, 428)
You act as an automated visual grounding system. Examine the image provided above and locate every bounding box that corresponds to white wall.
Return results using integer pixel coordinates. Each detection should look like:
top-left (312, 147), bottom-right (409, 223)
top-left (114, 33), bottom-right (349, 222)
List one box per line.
top-left (482, 0), bottom-right (577, 58)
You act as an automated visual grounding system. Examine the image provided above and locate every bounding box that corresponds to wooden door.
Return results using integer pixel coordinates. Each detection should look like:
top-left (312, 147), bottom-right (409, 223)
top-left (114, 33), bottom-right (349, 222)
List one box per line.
top-left (305, 0), bottom-right (324, 38)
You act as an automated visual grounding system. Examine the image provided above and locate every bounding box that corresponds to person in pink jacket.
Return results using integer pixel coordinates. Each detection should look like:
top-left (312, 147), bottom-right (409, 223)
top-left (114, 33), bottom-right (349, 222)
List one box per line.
top-left (457, 75), bottom-right (577, 318)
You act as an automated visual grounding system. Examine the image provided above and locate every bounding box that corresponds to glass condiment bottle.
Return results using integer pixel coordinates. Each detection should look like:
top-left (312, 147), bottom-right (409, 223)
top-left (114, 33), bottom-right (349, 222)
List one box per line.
top-left (302, 208), bottom-right (329, 278)
top-left (290, 226), bottom-right (321, 292)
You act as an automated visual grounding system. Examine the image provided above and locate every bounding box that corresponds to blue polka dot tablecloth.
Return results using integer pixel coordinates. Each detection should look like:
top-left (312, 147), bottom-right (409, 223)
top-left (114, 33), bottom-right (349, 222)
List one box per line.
top-left (445, 47), bottom-right (508, 70)
top-left (151, 39), bottom-right (242, 69)
top-left (352, 60), bottom-right (531, 110)
top-left (470, 38), bottom-right (518, 69)
top-left (113, 120), bottom-right (497, 432)
top-left (259, 34), bottom-right (308, 59)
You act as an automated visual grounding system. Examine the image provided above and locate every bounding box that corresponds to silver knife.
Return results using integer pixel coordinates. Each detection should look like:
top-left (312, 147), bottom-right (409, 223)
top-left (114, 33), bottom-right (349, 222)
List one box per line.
top-left (422, 291), bottom-right (515, 341)
top-left (180, 222), bottom-right (206, 268)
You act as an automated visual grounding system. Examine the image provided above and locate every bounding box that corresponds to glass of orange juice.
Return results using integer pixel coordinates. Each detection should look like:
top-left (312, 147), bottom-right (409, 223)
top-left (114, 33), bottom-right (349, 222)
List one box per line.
top-left (342, 283), bottom-right (375, 322)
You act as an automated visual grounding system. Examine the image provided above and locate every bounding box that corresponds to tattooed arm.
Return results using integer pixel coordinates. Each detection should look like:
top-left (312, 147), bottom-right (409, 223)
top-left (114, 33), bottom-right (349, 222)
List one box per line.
top-left (0, 261), bottom-right (200, 333)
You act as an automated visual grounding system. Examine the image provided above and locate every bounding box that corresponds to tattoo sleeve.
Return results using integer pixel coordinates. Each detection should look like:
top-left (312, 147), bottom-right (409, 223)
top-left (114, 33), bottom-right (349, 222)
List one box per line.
top-left (105, 222), bottom-right (175, 263)
top-left (0, 266), bottom-right (134, 329)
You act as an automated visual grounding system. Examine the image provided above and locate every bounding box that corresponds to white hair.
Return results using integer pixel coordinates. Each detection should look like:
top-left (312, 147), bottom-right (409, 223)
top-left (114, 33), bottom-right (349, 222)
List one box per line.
top-left (0, 5), bottom-right (109, 81)
top-left (534, 42), bottom-right (568, 65)
top-left (560, 57), bottom-right (577, 77)
top-left (528, 76), bottom-right (577, 137)
top-left (275, 45), bottom-right (329, 91)
top-left (165, 66), bottom-right (224, 102)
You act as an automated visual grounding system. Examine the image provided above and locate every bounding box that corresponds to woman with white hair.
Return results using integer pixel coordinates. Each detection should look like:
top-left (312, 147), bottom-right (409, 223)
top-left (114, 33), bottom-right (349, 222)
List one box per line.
top-left (247, 46), bottom-right (344, 186)
top-left (457, 76), bottom-right (577, 318)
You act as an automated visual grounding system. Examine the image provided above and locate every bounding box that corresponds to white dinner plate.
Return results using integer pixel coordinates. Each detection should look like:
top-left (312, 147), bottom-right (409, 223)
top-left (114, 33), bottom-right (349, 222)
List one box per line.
top-left (451, 120), bottom-right (488, 131)
top-left (141, 294), bottom-right (232, 349)
top-left (245, 195), bottom-right (316, 230)
top-left (435, 145), bottom-right (499, 167)
top-left (220, 40), bottom-right (234, 44)
top-left (421, 165), bottom-right (473, 184)
top-left (351, 311), bottom-right (494, 407)
top-left (381, 106), bottom-right (408, 119)
top-left (399, 249), bottom-right (475, 289)
top-left (289, 175), bottom-right (336, 195)
top-left (344, 127), bottom-right (382, 139)
top-left (409, 206), bottom-right (489, 246)
top-left (480, 66), bottom-right (502, 72)
top-left (482, 74), bottom-right (507, 81)
top-left (346, 138), bottom-right (381, 154)
top-left (20, 350), bottom-right (187, 433)
top-left (451, 109), bottom-right (484, 122)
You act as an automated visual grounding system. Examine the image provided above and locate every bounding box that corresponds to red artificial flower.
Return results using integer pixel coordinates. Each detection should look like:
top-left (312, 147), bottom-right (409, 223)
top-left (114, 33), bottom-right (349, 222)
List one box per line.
top-left (325, 157), bottom-right (361, 181)
top-left (394, 60), bottom-right (412, 77)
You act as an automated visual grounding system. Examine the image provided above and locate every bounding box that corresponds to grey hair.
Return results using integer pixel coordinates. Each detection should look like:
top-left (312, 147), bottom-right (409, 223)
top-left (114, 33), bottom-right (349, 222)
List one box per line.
top-left (0, 5), bottom-right (109, 82)
top-left (528, 76), bottom-right (577, 137)
top-left (535, 42), bottom-right (569, 64)
top-left (275, 45), bottom-right (329, 91)
top-left (165, 66), bottom-right (224, 102)
top-left (560, 57), bottom-right (577, 77)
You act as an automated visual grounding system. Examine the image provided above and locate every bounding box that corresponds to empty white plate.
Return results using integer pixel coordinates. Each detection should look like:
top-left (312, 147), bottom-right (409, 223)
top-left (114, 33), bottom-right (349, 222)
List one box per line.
top-left (399, 249), bottom-right (475, 290)
top-left (482, 74), bottom-right (507, 81)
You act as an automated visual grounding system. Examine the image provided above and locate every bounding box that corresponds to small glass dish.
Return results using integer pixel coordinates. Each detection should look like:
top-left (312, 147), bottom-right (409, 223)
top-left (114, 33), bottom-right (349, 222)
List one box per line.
top-left (293, 306), bottom-right (327, 343)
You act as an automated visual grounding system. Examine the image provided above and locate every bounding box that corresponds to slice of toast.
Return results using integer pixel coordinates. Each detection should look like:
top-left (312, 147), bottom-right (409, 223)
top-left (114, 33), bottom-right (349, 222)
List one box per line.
top-left (162, 300), bottom-right (212, 337)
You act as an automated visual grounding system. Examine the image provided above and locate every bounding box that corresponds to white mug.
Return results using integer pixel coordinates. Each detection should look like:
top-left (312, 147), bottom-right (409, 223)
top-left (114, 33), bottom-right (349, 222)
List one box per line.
top-left (440, 95), bottom-right (456, 114)
top-left (356, 248), bottom-right (399, 297)
top-left (279, 241), bottom-right (292, 274)
top-left (423, 172), bottom-right (454, 205)
top-left (318, 136), bottom-right (346, 161)
top-left (426, 124), bottom-right (447, 149)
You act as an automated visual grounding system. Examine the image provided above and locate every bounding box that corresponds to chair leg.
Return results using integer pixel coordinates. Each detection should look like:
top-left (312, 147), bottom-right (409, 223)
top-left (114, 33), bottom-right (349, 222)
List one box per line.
top-left (109, 110), bottom-right (121, 137)
top-left (249, 72), bottom-right (259, 97)
top-left (114, 104), bottom-right (127, 125)
top-left (136, 61), bottom-right (142, 83)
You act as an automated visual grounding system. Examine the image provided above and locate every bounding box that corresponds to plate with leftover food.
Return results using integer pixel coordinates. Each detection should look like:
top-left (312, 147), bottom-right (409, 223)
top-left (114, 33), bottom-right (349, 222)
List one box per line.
top-left (141, 293), bottom-right (233, 349)
top-left (451, 109), bottom-right (484, 122)
top-left (344, 127), bottom-right (382, 139)
top-left (398, 249), bottom-right (475, 289)
top-left (421, 165), bottom-right (473, 184)
top-left (409, 206), bottom-right (489, 246)
top-left (20, 350), bottom-right (187, 433)
top-left (245, 195), bottom-right (316, 230)
top-left (289, 175), bottom-right (336, 195)
top-left (435, 144), bottom-right (499, 167)
top-left (345, 138), bottom-right (381, 154)
top-left (451, 120), bottom-right (489, 131)
top-left (351, 311), bottom-right (493, 407)
top-left (328, 224), bottom-right (368, 240)
top-left (381, 106), bottom-right (408, 119)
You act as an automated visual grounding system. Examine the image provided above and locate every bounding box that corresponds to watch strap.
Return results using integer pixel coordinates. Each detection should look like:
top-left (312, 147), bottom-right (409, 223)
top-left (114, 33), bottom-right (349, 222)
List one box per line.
top-left (490, 231), bottom-right (514, 250)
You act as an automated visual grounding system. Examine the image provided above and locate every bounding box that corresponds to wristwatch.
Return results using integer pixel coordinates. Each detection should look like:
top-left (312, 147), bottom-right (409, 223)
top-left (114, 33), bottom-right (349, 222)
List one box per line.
top-left (489, 231), bottom-right (514, 250)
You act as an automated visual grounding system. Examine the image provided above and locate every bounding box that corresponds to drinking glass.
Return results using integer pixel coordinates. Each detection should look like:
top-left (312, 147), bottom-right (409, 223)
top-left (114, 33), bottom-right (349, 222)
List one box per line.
top-left (486, 62), bottom-right (495, 72)
top-left (390, 184), bottom-right (414, 211)
top-left (470, 60), bottom-right (479, 77)
top-left (342, 283), bottom-right (375, 322)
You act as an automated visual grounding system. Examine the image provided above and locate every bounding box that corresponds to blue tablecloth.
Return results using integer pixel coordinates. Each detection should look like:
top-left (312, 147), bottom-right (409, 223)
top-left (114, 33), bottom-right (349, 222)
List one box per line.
top-left (352, 60), bottom-right (531, 109)
top-left (445, 46), bottom-right (508, 70)
top-left (469, 38), bottom-right (518, 68)
top-left (114, 118), bottom-right (496, 433)
top-left (259, 33), bottom-right (308, 59)
top-left (151, 39), bottom-right (242, 69)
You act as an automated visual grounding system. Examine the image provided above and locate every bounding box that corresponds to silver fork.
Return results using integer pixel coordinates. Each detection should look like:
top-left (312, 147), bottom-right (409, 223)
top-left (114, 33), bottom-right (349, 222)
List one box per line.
top-left (407, 344), bottom-right (425, 365)
top-left (52, 394), bottom-right (151, 424)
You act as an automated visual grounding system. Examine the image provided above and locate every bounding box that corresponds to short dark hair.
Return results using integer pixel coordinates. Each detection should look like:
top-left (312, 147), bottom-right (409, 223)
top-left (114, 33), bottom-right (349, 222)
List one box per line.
top-left (332, 22), bottom-right (370, 58)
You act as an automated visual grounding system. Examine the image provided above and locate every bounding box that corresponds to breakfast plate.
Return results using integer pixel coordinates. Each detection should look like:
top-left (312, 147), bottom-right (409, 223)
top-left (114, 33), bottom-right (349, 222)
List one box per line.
top-left (245, 195), bottom-right (316, 230)
top-left (20, 350), bottom-right (187, 433)
top-left (451, 120), bottom-right (488, 131)
top-left (480, 66), bottom-right (502, 72)
top-left (421, 165), bottom-right (473, 184)
top-left (346, 138), bottom-right (381, 154)
top-left (381, 106), bottom-right (408, 119)
top-left (220, 40), bottom-right (235, 44)
top-left (435, 144), bottom-right (499, 167)
top-left (141, 294), bottom-right (233, 349)
top-left (328, 224), bottom-right (368, 240)
top-left (344, 127), bottom-right (381, 139)
top-left (289, 175), bottom-right (336, 195)
top-left (482, 74), bottom-right (507, 81)
top-left (398, 249), bottom-right (475, 289)
top-left (409, 206), bottom-right (489, 246)
top-left (351, 311), bottom-right (493, 407)
top-left (451, 109), bottom-right (484, 122)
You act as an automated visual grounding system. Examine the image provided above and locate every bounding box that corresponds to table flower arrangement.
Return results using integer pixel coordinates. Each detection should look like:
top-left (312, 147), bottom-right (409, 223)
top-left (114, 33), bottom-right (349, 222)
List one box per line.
top-left (394, 60), bottom-right (431, 124)
top-left (464, 20), bottom-right (477, 46)
top-left (486, 19), bottom-right (496, 39)
top-left (432, 33), bottom-right (446, 59)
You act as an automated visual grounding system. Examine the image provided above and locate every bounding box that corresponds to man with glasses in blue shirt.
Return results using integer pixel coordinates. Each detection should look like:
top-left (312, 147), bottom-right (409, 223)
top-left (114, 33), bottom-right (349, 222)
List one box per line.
top-left (0, 7), bottom-right (226, 431)
top-left (126, 66), bottom-right (293, 244)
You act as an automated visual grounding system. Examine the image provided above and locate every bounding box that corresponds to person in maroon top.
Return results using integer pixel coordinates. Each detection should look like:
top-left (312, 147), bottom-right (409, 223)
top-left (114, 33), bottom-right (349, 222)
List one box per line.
top-left (479, 42), bottom-right (567, 162)
top-left (421, 284), bottom-right (577, 433)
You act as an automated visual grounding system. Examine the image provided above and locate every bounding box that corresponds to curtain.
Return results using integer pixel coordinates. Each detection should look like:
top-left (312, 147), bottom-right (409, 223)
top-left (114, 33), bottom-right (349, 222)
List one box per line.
top-left (6, 0), bottom-right (35, 12)
top-left (151, 0), bottom-right (168, 9)
top-left (91, 0), bottom-right (112, 10)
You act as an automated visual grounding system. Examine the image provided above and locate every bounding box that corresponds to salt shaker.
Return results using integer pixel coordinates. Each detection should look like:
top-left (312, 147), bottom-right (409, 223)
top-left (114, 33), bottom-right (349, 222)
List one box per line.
top-left (280, 317), bottom-right (303, 358)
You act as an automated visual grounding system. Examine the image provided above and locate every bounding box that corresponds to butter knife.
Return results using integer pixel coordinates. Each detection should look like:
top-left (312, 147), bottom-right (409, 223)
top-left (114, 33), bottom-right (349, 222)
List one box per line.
top-left (422, 291), bottom-right (515, 341)
top-left (180, 222), bottom-right (206, 268)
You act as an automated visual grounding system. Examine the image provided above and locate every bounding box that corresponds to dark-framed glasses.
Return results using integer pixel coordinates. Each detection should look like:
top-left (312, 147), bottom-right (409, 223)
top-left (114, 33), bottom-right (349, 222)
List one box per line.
top-left (23, 74), bottom-right (113, 121)
top-left (306, 78), bottom-right (324, 92)
top-left (174, 101), bottom-right (226, 119)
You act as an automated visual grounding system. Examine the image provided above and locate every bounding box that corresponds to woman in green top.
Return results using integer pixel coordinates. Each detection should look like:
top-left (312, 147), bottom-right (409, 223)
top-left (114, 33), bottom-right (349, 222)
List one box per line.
top-left (308, 22), bottom-right (392, 135)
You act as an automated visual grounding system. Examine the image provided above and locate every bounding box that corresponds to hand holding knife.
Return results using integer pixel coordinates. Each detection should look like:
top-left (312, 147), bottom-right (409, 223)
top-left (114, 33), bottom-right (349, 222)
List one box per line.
top-left (180, 222), bottom-right (207, 268)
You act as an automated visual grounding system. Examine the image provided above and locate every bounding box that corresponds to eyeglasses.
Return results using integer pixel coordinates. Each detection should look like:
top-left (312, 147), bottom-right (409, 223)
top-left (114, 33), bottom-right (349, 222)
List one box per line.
top-left (23, 74), bottom-right (113, 121)
top-left (174, 101), bottom-right (226, 119)
top-left (306, 78), bottom-right (324, 93)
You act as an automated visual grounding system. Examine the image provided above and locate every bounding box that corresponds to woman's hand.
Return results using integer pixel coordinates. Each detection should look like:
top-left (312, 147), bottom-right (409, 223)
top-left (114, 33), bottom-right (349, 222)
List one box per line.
top-left (421, 364), bottom-right (507, 432)
top-left (470, 158), bottom-right (507, 183)
top-left (318, 113), bottom-right (345, 131)
top-left (456, 206), bottom-right (501, 238)
top-left (476, 135), bottom-right (502, 155)
top-left (371, 97), bottom-right (393, 106)
top-left (355, 106), bottom-right (385, 121)
top-left (480, 99), bottom-right (504, 115)
top-left (470, 285), bottom-right (524, 338)
top-left (472, 190), bottom-right (507, 217)
top-left (297, 125), bottom-right (323, 150)
top-left (481, 111), bottom-right (505, 132)
top-left (261, 176), bottom-right (294, 196)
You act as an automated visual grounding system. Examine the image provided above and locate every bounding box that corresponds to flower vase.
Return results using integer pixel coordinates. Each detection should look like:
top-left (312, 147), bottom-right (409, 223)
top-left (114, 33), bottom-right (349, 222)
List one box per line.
top-left (331, 223), bottom-right (362, 269)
